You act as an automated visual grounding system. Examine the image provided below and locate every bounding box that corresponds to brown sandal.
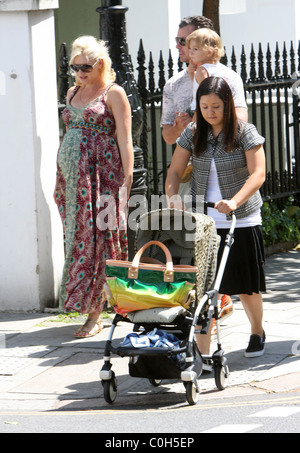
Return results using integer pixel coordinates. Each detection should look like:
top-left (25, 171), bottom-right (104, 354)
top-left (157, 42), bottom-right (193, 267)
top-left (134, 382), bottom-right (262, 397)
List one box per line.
top-left (74, 320), bottom-right (103, 338)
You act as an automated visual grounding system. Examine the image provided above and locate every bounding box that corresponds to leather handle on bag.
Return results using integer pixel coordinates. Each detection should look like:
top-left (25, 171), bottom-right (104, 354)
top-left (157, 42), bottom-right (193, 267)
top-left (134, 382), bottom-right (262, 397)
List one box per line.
top-left (129, 241), bottom-right (174, 282)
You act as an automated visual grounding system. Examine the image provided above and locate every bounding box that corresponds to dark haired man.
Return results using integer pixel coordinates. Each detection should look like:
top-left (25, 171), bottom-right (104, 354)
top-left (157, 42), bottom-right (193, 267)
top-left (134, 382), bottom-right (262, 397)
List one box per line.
top-left (161, 16), bottom-right (215, 145)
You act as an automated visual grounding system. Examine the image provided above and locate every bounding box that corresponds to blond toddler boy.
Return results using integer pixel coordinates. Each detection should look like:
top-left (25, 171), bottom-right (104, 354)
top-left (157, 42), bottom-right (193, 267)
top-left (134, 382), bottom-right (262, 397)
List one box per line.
top-left (187, 28), bottom-right (248, 120)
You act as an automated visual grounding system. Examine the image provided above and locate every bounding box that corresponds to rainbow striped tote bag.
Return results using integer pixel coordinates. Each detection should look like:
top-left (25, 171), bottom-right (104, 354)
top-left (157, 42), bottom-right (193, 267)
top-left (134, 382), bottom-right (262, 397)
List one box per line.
top-left (104, 241), bottom-right (197, 315)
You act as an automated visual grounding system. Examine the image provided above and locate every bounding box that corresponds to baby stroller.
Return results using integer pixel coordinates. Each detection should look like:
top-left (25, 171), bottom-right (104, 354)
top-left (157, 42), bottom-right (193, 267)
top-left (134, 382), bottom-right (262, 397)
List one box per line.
top-left (100, 203), bottom-right (236, 405)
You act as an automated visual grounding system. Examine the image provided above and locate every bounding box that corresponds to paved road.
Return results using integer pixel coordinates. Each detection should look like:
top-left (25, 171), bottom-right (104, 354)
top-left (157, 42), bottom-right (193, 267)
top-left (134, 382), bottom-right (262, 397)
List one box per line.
top-left (1, 390), bottom-right (299, 433)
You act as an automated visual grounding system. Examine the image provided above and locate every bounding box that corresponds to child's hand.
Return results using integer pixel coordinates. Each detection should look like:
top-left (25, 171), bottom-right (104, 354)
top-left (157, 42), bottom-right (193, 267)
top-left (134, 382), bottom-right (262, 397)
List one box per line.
top-left (167, 194), bottom-right (186, 211)
top-left (187, 62), bottom-right (197, 80)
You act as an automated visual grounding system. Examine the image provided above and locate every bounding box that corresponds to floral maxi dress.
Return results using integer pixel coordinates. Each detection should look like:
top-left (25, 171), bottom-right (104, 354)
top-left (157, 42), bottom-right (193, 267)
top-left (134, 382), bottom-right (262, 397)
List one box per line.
top-left (55, 85), bottom-right (128, 313)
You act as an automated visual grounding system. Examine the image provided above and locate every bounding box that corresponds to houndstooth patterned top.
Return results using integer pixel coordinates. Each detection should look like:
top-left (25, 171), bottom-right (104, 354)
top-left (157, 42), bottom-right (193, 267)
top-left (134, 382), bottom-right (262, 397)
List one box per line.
top-left (177, 120), bottom-right (265, 219)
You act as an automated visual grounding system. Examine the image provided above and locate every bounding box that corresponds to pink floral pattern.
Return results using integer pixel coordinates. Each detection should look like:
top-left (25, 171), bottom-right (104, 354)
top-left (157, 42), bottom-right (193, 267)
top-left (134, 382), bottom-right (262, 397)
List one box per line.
top-left (55, 86), bottom-right (128, 313)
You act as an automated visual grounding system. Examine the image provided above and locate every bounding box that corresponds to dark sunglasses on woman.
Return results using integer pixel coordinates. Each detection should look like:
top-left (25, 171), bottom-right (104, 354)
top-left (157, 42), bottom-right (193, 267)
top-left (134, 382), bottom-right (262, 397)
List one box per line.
top-left (70, 61), bottom-right (98, 73)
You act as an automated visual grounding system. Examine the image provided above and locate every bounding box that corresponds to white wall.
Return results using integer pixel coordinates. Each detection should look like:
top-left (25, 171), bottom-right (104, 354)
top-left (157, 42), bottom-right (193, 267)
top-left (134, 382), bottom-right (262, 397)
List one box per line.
top-left (30, 10), bottom-right (64, 311)
top-left (0, 11), bottom-right (39, 310)
top-left (294, 0), bottom-right (300, 44)
top-left (124, 0), bottom-right (182, 79)
top-left (220, 0), bottom-right (298, 59)
top-left (0, 1), bottom-right (64, 311)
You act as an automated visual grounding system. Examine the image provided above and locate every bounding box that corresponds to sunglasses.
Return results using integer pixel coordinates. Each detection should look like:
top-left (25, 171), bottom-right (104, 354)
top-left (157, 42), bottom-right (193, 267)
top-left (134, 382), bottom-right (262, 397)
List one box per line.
top-left (175, 37), bottom-right (186, 46)
top-left (70, 61), bottom-right (98, 73)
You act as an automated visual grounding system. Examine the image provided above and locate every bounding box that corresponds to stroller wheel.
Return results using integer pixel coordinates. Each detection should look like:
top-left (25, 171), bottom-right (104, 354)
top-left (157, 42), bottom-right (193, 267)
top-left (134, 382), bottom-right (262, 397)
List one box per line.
top-left (185, 382), bottom-right (199, 405)
top-left (215, 364), bottom-right (230, 390)
top-left (149, 378), bottom-right (162, 387)
top-left (103, 372), bottom-right (117, 404)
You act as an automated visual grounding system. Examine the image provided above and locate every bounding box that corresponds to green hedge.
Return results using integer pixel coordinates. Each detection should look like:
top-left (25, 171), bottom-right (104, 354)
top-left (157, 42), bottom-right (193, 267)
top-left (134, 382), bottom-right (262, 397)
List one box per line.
top-left (261, 197), bottom-right (300, 247)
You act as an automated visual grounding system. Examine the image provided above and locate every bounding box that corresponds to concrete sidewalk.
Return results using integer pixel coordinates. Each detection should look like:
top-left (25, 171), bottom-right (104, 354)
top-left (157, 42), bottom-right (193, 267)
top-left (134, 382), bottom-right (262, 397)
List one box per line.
top-left (0, 250), bottom-right (299, 412)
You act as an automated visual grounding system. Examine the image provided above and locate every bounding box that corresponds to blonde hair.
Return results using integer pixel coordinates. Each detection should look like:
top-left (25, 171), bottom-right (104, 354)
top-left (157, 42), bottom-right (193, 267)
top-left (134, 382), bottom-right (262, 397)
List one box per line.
top-left (186, 28), bottom-right (224, 62)
top-left (70, 35), bottom-right (116, 85)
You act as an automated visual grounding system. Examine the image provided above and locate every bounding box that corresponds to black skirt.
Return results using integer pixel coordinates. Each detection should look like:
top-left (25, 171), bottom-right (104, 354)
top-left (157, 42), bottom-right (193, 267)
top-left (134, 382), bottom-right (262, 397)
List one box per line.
top-left (217, 225), bottom-right (266, 296)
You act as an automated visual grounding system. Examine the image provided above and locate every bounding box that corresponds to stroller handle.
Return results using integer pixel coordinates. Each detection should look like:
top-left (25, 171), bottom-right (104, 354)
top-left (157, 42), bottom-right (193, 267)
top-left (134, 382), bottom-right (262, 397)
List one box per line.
top-left (204, 201), bottom-right (236, 219)
top-left (205, 201), bottom-right (216, 210)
